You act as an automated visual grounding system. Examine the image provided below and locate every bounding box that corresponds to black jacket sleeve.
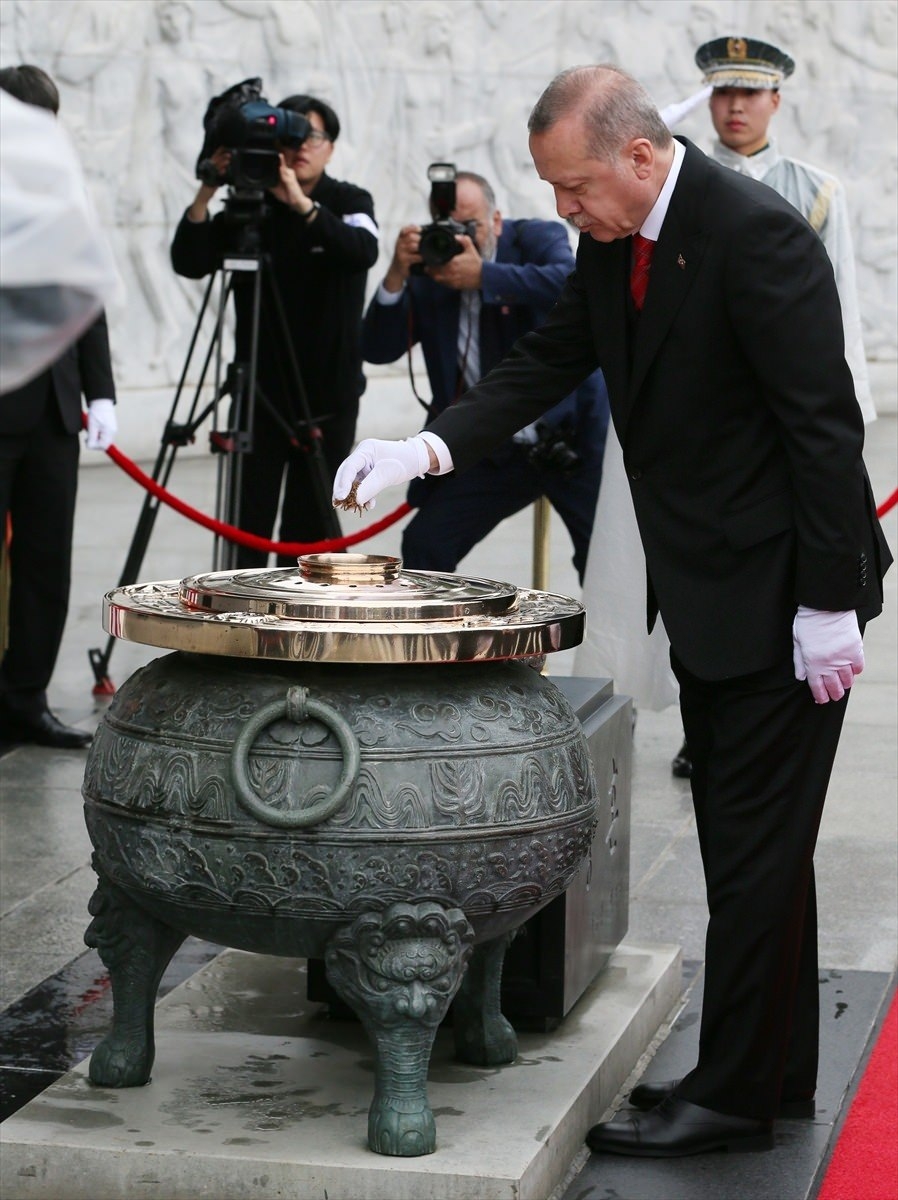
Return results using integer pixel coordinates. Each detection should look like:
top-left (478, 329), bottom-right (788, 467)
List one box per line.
top-left (75, 311), bottom-right (116, 402)
top-left (170, 211), bottom-right (224, 279)
top-left (290, 185), bottom-right (379, 271)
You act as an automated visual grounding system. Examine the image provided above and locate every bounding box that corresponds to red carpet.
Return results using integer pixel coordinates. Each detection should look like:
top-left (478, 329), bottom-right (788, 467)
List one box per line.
top-left (817, 990), bottom-right (898, 1200)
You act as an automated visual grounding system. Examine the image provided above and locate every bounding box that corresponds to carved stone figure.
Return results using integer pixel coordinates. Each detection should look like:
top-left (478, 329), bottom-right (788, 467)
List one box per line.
top-left (0, 0), bottom-right (891, 451)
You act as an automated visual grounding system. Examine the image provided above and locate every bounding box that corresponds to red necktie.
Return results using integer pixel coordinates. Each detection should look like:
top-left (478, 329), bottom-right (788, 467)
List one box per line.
top-left (630, 232), bottom-right (655, 312)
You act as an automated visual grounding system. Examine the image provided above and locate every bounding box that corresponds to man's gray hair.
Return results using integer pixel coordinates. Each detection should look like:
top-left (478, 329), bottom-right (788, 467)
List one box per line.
top-left (456, 170), bottom-right (497, 213)
top-left (528, 65), bottom-right (671, 161)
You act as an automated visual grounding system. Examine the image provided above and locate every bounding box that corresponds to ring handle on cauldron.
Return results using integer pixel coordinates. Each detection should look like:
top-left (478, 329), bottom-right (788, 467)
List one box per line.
top-left (230, 686), bottom-right (361, 828)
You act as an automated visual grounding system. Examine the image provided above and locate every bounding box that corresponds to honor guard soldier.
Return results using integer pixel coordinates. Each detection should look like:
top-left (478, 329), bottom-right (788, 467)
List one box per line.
top-left (695, 35), bottom-right (874, 422)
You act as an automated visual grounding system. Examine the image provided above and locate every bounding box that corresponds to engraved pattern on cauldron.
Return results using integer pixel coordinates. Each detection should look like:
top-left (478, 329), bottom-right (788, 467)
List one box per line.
top-left (83, 657), bottom-right (594, 832)
top-left (84, 812), bottom-right (596, 925)
top-left (84, 725), bottom-right (234, 823)
top-left (83, 653), bottom-right (598, 948)
top-left (85, 726), bottom-right (593, 830)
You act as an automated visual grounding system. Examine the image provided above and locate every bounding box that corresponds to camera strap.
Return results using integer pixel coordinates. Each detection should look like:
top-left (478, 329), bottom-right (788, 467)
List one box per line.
top-left (403, 288), bottom-right (475, 419)
top-left (405, 302), bottom-right (434, 417)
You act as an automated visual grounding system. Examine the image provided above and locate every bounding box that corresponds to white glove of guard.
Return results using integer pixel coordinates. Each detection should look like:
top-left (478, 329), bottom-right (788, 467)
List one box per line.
top-left (85, 398), bottom-right (117, 450)
top-left (792, 606), bottom-right (864, 704)
top-left (333, 436), bottom-right (431, 511)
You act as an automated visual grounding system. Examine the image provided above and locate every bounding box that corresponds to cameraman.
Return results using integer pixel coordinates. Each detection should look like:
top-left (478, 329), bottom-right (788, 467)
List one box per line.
top-left (171, 93), bottom-right (378, 566)
top-left (362, 171), bottom-right (608, 580)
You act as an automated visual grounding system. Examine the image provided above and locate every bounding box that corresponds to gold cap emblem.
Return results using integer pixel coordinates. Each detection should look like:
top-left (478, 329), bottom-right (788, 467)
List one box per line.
top-left (727, 37), bottom-right (749, 60)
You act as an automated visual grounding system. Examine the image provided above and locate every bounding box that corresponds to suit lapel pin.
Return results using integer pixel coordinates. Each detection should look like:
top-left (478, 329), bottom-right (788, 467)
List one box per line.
top-left (677, 254), bottom-right (686, 269)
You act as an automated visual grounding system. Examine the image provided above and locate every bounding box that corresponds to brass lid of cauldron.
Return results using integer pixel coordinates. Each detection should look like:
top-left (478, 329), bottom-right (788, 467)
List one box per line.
top-left (103, 553), bottom-right (585, 664)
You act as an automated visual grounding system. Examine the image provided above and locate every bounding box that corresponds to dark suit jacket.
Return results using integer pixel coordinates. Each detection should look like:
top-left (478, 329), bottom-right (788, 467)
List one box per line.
top-left (425, 140), bottom-right (891, 680)
top-left (362, 218), bottom-right (607, 464)
top-left (0, 312), bottom-right (116, 436)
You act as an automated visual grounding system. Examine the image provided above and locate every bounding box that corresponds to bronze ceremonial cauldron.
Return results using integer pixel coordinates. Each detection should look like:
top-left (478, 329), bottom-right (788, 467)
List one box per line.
top-left (82, 554), bottom-right (597, 1156)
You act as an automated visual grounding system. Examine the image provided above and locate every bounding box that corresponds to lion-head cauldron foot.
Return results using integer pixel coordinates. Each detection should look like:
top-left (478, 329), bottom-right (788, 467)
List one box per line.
top-left (84, 864), bottom-right (185, 1088)
top-left (325, 901), bottom-right (474, 1156)
top-left (453, 932), bottom-right (519, 1066)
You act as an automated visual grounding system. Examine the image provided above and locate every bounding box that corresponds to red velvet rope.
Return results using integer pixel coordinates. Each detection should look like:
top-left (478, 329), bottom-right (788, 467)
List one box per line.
top-left (95, 435), bottom-right (412, 554)
top-left (84, 422), bottom-right (897, 550)
top-left (876, 487), bottom-right (898, 519)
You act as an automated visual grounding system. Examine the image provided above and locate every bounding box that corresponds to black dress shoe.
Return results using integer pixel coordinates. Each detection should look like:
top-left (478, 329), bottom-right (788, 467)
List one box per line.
top-left (671, 740), bottom-right (692, 778)
top-left (629, 1078), bottom-right (815, 1119)
top-left (586, 1096), bottom-right (774, 1157)
top-left (1, 710), bottom-right (93, 749)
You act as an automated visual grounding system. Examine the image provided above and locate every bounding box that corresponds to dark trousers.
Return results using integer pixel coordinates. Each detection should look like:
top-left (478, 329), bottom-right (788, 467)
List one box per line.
top-left (235, 402), bottom-right (358, 569)
top-left (401, 447), bottom-right (602, 583)
top-left (670, 650), bottom-right (850, 1121)
top-left (0, 403), bottom-right (79, 716)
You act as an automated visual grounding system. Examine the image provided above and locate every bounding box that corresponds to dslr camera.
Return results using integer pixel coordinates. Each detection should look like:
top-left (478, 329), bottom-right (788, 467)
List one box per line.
top-left (413, 162), bottom-right (478, 272)
top-left (195, 77), bottom-right (310, 192)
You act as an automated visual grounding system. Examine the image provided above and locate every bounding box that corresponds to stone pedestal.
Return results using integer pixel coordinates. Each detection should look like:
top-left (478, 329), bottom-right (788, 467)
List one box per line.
top-left (0, 942), bottom-right (680, 1200)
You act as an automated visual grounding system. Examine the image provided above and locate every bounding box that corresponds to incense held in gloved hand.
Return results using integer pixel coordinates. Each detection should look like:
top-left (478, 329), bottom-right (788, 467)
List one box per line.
top-left (333, 480), bottom-right (364, 516)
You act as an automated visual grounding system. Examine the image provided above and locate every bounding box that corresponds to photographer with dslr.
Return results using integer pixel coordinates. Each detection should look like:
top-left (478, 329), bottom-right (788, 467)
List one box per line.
top-left (171, 88), bottom-right (378, 566)
top-left (363, 168), bottom-right (608, 580)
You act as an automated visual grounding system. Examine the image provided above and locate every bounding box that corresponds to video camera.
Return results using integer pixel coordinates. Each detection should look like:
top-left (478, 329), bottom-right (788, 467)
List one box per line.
top-left (195, 77), bottom-right (310, 192)
top-left (413, 162), bottom-right (479, 272)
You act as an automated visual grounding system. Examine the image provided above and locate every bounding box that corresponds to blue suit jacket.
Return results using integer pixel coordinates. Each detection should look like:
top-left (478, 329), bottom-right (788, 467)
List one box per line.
top-left (362, 218), bottom-right (607, 467)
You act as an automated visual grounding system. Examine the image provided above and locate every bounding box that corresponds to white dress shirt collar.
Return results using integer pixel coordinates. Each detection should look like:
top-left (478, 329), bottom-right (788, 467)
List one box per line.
top-left (639, 137), bottom-right (686, 242)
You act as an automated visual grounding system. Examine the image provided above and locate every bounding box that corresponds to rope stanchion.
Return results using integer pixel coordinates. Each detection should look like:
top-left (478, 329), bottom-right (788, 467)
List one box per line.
top-left (93, 433), bottom-right (412, 554)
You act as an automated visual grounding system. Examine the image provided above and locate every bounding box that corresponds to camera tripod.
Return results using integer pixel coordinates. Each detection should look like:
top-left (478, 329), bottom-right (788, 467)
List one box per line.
top-left (88, 192), bottom-right (340, 691)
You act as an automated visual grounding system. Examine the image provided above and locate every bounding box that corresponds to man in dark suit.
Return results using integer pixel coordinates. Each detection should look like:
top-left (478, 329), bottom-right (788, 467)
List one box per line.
top-left (0, 64), bottom-right (118, 750)
top-left (335, 65), bottom-right (892, 1157)
top-left (362, 170), bottom-right (608, 580)
top-left (668, 34), bottom-right (878, 784)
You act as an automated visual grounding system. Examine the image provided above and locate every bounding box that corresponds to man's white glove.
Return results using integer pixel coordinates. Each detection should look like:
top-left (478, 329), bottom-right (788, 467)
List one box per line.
top-left (333, 436), bottom-right (431, 511)
top-left (85, 398), bottom-right (117, 450)
top-left (792, 606), bottom-right (864, 704)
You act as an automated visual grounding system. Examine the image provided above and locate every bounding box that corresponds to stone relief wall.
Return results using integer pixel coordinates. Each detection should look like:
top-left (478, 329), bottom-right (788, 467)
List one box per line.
top-left (2, 0), bottom-right (896, 422)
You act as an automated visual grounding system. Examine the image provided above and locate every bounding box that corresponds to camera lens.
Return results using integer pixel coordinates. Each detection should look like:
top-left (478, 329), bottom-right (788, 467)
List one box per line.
top-left (419, 224), bottom-right (463, 268)
top-left (233, 148), bottom-right (281, 190)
